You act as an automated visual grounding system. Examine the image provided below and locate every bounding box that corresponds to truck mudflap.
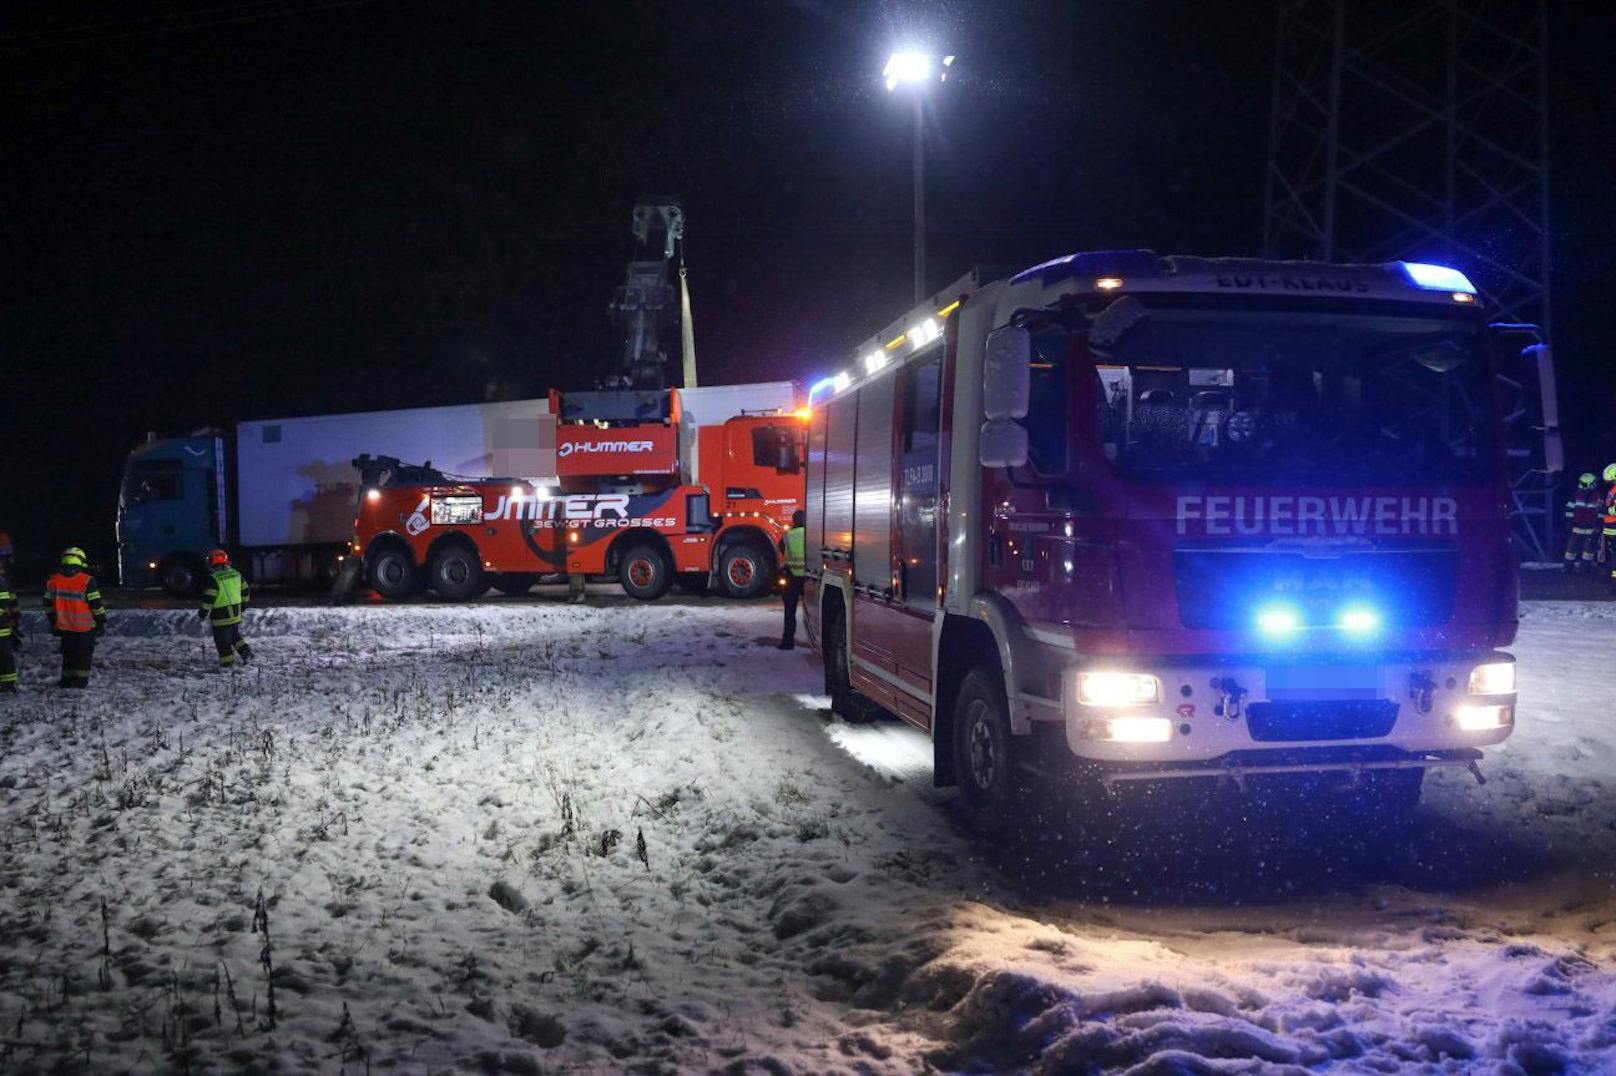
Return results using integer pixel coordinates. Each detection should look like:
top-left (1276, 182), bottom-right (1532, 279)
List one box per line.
top-left (1090, 746), bottom-right (1485, 790)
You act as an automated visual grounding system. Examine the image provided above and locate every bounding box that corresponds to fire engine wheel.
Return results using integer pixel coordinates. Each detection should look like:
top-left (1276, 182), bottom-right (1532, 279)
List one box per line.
top-left (953, 668), bottom-right (1023, 822)
top-left (718, 541), bottom-right (772, 599)
top-left (369, 546), bottom-right (420, 600)
top-left (823, 608), bottom-right (875, 724)
top-left (618, 544), bottom-right (672, 601)
top-left (428, 544), bottom-right (485, 601)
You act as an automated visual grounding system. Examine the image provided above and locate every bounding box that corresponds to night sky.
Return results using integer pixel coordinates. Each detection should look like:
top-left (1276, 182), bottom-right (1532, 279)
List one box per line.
top-left (2, 1), bottom-right (1612, 582)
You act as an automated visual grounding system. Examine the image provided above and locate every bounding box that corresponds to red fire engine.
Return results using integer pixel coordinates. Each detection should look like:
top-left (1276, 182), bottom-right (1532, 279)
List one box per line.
top-left (353, 386), bottom-right (806, 601)
top-left (805, 253), bottom-right (1538, 824)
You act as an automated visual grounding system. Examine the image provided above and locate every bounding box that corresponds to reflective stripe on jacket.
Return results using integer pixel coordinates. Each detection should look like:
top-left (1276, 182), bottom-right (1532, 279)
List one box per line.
top-left (202, 568), bottom-right (249, 626)
top-left (0, 585), bottom-right (16, 638)
top-left (45, 572), bottom-right (104, 633)
top-left (782, 527), bottom-right (806, 577)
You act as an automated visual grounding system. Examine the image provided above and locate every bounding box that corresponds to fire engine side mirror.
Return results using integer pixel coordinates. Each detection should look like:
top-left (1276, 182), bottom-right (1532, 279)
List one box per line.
top-left (979, 419), bottom-right (1028, 468)
top-left (983, 326), bottom-right (1031, 420)
top-left (1528, 343), bottom-right (1563, 474)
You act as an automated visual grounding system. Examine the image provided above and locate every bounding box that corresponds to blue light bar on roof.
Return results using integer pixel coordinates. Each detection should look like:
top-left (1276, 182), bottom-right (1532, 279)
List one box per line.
top-left (807, 376), bottom-right (838, 403)
top-left (1399, 261), bottom-right (1477, 294)
top-left (1011, 250), bottom-right (1159, 286)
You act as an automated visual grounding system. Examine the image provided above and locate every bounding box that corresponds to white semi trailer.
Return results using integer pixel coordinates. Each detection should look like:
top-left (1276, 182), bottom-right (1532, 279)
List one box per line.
top-left (117, 398), bottom-right (554, 594)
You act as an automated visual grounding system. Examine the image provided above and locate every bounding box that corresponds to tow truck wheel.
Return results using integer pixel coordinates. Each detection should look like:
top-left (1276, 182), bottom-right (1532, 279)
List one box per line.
top-left (618, 544), bottom-right (672, 601)
top-left (954, 668), bottom-right (1023, 823)
top-left (717, 541), bottom-right (773, 599)
top-left (369, 546), bottom-right (420, 600)
top-left (428, 544), bottom-right (485, 601)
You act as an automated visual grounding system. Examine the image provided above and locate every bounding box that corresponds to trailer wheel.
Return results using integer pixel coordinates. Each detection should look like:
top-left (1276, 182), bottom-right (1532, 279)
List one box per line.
top-left (717, 540), bottom-right (773, 599)
top-left (158, 556), bottom-right (205, 597)
top-left (953, 667), bottom-right (1023, 824)
top-left (429, 543), bottom-right (485, 601)
top-left (618, 544), bottom-right (672, 601)
top-left (369, 546), bottom-right (420, 600)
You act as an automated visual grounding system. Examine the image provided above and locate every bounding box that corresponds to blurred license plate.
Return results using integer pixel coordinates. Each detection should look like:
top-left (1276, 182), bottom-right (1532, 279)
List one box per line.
top-left (1265, 665), bottom-right (1380, 700)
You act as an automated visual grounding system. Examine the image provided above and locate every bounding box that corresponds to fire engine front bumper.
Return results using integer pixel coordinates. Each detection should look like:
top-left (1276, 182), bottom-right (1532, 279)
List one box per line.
top-left (1054, 652), bottom-right (1515, 772)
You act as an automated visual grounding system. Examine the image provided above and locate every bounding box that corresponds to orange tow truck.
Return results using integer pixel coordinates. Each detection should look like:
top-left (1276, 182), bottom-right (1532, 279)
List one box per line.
top-left (351, 386), bottom-right (807, 601)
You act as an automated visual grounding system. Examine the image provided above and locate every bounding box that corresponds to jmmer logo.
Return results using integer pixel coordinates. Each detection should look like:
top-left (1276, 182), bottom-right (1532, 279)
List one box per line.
top-left (487, 493), bottom-right (631, 522)
top-left (558, 440), bottom-right (654, 459)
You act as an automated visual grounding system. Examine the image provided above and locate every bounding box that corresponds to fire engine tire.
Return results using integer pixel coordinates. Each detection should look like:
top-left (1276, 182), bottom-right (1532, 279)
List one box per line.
top-left (717, 540), bottom-right (773, 599)
top-left (369, 546), bottom-right (420, 600)
top-left (494, 573), bottom-right (539, 597)
top-left (823, 608), bottom-right (875, 724)
top-left (158, 556), bottom-right (205, 598)
top-left (428, 544), bottom-right (485, 601)
top-left (618, 544), bottom-right (672, 601)
top-left (953, 668), bottom-right (1024, 823)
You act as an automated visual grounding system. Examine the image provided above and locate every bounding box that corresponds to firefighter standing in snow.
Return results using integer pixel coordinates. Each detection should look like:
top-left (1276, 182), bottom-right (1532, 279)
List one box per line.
top-left (1600, 464), bottom-right (1616, 564)
top-left (43, 547), bottom-right (106, 688)
top-left (778, 509), bottom-right (806, 650)
top-left (0, 566), bottom-right (19, 694)
top-left (199, 549), bottom-right (253, 668)
top-left (1564, 472), bottom-right (1601, 572)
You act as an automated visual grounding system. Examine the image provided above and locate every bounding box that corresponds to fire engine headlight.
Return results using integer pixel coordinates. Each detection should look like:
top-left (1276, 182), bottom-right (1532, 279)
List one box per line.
top-left (1081, 716), bottom-right (1173, 743)
top-left (1468, 661), bottom-right (1516, 695)
top-left (1075, 671), bottom-right (1160, 707)
top-left (1455, 703), bottom-right (1513, 731)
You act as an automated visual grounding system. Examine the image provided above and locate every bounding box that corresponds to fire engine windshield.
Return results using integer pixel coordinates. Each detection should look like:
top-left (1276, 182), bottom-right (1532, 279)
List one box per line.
top-left (1081, 299), bottom-right (1498, 486)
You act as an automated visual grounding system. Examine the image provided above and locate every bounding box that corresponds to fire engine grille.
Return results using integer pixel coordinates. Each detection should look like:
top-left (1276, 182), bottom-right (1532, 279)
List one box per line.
top-left (1246, 700), bottom-right (1400, 742)
top-left (1173, 548), bottom-right (1458, 629)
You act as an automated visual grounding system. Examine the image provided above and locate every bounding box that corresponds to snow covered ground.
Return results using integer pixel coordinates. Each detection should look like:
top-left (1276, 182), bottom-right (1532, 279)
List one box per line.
top-left (0, 598), bottom-right (1613, 1073)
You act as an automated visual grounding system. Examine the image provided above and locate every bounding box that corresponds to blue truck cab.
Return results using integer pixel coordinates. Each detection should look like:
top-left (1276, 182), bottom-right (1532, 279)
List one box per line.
top-left (117, 435), bottom-right (227, 593)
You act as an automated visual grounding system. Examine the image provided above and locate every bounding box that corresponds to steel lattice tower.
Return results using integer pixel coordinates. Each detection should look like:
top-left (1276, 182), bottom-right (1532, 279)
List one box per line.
top-left (1264, 0), bottom-right (1557, 557)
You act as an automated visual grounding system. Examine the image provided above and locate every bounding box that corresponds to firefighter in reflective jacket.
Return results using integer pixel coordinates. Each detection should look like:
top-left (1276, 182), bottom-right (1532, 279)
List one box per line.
top-left (1565, 472), bottom-right (1601, 572)
top-left (0, 566), bottom-right (19, 694)
top-left (1602, 464), bottom-right (1616, 566)
top-left (199, 549), bottom-right (253, 668)
top-left (777, 510), bottom-right (806, 650)
top-left (44, 547), bottom-right (106, 688)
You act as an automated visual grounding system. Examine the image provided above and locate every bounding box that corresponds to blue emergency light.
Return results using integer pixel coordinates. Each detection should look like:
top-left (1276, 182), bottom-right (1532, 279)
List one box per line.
top-left (1255, 604), bottom-right (1302, 638)
top-left (1337, 605), bottom-right (1382, 635)
top-left (1399, 261), bottom-right (1477, 294)
top-left (1255, 602), bottom-right (1384, 640)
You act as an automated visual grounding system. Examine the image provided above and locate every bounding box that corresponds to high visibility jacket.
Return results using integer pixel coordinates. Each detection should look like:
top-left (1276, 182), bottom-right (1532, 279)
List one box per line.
top-left (45, 571), bottom-right (106, 633)
top-left (201, 567), bottom-right (249, 626)
top-left (1567, 490), bottom-right (1602, 531)
top-left (1604, 487), bottom-right (1616, 534)
top-left (781, 526), bottom-right (806, 577)
top-left (0, 580), bottom-right (17, 638)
